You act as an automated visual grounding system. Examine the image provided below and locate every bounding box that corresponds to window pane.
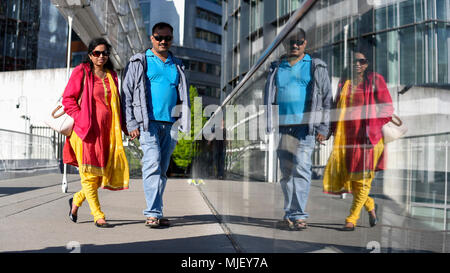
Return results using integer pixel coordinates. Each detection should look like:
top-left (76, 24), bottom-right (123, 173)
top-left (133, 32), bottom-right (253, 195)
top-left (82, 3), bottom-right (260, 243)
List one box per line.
top-left (388, 3), bottom-right (398, 28)
top-left (400, 27), bottom-right (415, 85)
top-left (375, 6), bottom-right (387, 31)
top-left (400, 0), bottom-right (415, 26)
top-left (436, 0), bottom-right (448, 20)
top-left (415, 0), bottom-right (425, 22)
top-left (437, 24), bottom-right (448, 83)
top-left (416, 24), bottom-right (426, 84)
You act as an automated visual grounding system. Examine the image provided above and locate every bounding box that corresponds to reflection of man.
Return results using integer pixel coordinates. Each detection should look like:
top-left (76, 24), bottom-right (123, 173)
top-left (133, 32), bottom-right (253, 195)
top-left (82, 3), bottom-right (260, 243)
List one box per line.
top-left (264, 28), bottom-right (332, 230)
top-left (121, 22), bottom-right (190, 228)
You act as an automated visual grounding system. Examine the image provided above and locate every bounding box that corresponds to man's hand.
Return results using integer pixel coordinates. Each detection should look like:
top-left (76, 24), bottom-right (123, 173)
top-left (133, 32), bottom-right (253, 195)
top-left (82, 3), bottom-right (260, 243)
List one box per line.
top-left (129, 128), bottom-right (140, 140)
top-left (316, 133), bottom-right (326, 145)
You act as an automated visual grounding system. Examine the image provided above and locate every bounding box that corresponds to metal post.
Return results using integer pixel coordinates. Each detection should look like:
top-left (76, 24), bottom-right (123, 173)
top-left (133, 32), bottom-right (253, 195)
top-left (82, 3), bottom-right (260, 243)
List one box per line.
top-left (62, 14), bottom-right (73, 194)
top-left (268, 132), bottom-right (275, 183)
top-left (444, 140), bottom-right (448, 231)
top-left (407, 139), bottom-right (412, 213)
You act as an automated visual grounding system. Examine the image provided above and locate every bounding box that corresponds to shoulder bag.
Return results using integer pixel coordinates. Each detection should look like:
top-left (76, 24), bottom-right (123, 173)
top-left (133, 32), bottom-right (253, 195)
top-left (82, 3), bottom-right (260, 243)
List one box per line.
top-left (45, 69), bottom-right (86, 137)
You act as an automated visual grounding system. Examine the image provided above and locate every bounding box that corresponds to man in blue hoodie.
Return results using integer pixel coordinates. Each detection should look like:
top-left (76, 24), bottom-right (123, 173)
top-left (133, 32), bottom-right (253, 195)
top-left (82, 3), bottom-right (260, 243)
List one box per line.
top-left (121, 22), bottom-right (190, 228)
top-left (265, 28), bottom-right (332, 230)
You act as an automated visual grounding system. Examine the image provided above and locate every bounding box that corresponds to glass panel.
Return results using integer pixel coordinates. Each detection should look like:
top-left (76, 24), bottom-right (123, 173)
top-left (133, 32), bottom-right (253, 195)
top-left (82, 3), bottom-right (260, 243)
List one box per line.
top-left (194, 0), bottom-right (450, 254)
top-left (375, 6), bottom-right (387, 31)
top-left (427, 0), bottom-right (436, 20)
top-left (400, 0), bottom-right (415, 25)
top-left (437, 23), bottom-right (449, 84)
top-left (400, 27), bottom-right (415, 85)
top-left (387, 3), bottom-right (398, 28)
top-left (436, 0), bottom-right (448, 20)
top-left (415, 0), bottom-right (425, 22)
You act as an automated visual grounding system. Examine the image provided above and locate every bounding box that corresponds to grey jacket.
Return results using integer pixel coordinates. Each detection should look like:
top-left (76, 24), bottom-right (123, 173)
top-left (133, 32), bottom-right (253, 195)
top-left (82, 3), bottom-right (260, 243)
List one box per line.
top-left (121, 50), bottom-right (190, 133)
top-left (264, 56), bottom-right (332, 137)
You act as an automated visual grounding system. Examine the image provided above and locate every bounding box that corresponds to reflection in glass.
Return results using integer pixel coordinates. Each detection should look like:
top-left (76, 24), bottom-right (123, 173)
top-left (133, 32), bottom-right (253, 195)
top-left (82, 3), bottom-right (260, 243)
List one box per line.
top-left (194, 0), bottom-right (450, 253)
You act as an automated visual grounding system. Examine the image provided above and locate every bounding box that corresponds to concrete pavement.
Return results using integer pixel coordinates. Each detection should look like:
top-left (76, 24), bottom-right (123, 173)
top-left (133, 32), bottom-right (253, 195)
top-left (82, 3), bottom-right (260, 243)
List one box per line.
top-left (0, 173), bottom-right (235, 253)
top-left (1, 173), bottom-right (448, 253)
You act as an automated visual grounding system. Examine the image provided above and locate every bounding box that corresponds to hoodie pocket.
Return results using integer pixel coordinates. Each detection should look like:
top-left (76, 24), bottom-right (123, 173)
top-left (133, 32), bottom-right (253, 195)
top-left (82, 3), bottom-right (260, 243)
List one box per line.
top-left (132, 102), bottom-right (143, 123)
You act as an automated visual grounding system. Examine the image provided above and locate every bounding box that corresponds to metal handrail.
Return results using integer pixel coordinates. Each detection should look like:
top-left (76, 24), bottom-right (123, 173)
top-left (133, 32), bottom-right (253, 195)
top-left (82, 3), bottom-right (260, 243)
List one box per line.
top-left (0, 128), bottom-right (53, 140)
top-left (196, 0), bottom-right (318, 139)
top-left (401, 131), bottom-right (450, 140)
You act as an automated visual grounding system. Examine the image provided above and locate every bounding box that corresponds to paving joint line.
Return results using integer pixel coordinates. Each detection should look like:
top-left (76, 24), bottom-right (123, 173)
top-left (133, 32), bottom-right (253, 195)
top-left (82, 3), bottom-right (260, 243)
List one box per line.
top-left (1, 194), bottom-right (70, 219)
top-left (0, 181), bottom-right (78, 209)
top-left (196, 185), bottom-right (243, 253)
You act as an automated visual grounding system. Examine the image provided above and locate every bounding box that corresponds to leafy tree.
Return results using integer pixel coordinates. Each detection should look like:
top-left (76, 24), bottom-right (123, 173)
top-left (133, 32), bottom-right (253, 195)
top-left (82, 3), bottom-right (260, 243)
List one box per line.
top-left (172, 85), bottom-right (205, 174)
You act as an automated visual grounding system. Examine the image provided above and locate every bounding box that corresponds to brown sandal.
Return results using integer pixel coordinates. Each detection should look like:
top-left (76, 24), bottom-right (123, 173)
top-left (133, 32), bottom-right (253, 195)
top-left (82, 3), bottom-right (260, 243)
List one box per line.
top-left (95, 219), bottom-right (113, 228)
top-left (145, 217), bottom-right (160, 228)
top-left (287, 219), bottom-right (307, 230)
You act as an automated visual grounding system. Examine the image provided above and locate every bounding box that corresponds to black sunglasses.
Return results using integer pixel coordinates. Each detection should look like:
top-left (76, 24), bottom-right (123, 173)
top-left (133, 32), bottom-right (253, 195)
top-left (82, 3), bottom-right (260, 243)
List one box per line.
top-left (91, 50), bottom-right (110, 57)
top-left (354, 58), bottom-right (368, 65)
top-left (289, 39), bottom-right (305, 47)
top-left (153, 35), bottom-right (173, 42)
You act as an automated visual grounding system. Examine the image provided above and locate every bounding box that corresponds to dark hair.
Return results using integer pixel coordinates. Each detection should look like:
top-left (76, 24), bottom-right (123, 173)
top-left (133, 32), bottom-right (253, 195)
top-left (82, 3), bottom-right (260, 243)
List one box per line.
top-left (83, 37), bottom-right (115, 72)
top-left (353, 45), bottom-right (373, 89)
top-left (285, 27), bottom-right (306, 42)
top-left (339, 43), bottom-right (373, 84)
top-left (152, 22), bottom-right (173, 34)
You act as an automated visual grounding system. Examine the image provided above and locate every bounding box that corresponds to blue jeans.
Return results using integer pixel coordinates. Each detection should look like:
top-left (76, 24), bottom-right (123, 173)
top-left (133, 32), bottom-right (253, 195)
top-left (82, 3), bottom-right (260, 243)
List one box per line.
top-left (277, 125), bottom-right (315, 221)
top-left (139, 121), bottom-right (178, 219)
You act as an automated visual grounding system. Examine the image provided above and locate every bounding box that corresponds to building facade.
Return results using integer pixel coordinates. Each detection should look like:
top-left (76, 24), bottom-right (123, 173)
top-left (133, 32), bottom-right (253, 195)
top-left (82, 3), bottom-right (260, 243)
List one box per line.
top-left (222, 0), bottom-right (449, 93)
top-left (0, 0), bottom-right (68, 72)
top-left (138, 0), bottom-right (223, 104)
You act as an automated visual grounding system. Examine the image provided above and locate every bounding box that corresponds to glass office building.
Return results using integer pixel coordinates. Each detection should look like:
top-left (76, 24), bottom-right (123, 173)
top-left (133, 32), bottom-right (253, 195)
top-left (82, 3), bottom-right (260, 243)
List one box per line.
top-left (0, 0), bottom-right (67, 72)
top-left (192, 0), bottom-right (450, 252)
top-left (138, 0), bottom-right (223, 103)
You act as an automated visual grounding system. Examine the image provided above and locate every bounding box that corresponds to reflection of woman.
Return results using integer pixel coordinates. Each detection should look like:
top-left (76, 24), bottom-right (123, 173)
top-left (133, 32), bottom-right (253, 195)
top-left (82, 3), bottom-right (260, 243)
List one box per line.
top-left (63, 38), bottom-right (129, 228)
top-left (323, 48), bottom-right (394, 231)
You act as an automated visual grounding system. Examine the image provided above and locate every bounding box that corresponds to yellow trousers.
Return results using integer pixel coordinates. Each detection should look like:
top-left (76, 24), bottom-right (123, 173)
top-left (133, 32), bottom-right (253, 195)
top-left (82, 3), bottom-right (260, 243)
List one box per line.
top-left (345, 178), bottom-right (375, 225)
top-left (73, 173), bottom-right (105, 222)
top-left (69, 132), bottom-right (105, 223)
top-left (345, 139), bottom-right (384, 226)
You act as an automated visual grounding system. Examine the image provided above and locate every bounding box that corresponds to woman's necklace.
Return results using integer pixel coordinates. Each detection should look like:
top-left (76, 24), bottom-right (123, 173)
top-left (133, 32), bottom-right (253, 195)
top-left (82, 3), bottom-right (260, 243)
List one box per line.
top-left (95, 69), bottom-right (109, 106)
top-left (95, 69), bottom-right (106, 79)
top-left (101, 77), bottom-right (109, 106)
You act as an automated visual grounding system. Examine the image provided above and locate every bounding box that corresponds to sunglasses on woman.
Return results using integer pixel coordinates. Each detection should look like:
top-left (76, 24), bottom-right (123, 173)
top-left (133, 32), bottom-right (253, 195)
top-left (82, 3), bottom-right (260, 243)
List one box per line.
top-left (91, 50), bottom-right (110, 57)
top-left (354, 58), bottom-right (368, 65)
top-left (153, 35), bottom-right (173, 42)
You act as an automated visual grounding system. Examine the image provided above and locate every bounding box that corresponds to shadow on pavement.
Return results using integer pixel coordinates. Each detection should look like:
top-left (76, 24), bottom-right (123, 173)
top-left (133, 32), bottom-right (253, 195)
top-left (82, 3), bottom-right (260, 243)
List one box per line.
top-left (0, 187), bottom-right (40, 195)
top-left (17, 234), bottom-right (235, 253)
top-left (12, 233), bottom-right (433, 253)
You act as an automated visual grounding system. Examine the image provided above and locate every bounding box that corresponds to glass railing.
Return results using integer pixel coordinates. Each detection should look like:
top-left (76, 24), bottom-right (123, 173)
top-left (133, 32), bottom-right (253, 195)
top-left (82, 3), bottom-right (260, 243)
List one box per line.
top-left (192, 0), bottom-right (450, 253)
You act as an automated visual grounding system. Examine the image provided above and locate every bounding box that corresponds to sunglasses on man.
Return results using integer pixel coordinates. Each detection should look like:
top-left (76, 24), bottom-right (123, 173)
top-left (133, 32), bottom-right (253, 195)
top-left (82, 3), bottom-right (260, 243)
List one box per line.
top-left (289, 39), bottom-right (305, 47)
top-left (353, 58), bottom-right (368, 65)
top-left (153, 35), bottom-right (173, 42)
top-left (91, 50), bottom-right (110, 57)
